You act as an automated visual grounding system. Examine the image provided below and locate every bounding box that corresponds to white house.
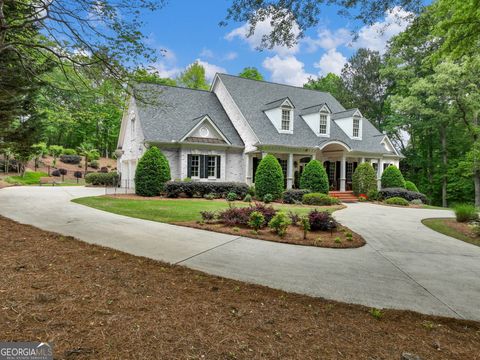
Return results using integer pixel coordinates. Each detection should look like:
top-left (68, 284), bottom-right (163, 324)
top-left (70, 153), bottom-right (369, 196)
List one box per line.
top-left (117, 73), bottom-right (402, 191)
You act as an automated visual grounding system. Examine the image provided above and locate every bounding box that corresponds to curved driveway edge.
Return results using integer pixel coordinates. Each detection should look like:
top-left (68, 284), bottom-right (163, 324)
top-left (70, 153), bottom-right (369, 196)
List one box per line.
top-left (1, 186), bottom-right (479, 321)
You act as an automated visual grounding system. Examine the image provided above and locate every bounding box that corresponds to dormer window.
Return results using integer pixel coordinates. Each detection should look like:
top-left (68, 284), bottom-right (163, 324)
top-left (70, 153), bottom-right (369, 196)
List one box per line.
top-left (319, 111), bottom-right (328, 135)
top-left (353, 116), bottom-right (360, 138)
top-left (281, 108), bottom-right (291, 131)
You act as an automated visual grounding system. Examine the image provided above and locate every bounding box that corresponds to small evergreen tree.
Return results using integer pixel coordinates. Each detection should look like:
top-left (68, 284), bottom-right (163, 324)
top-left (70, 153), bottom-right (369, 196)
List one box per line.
top-left (135, 146), bottom-right (171, 197)
top-left (300, 160), bottom-right (329, 194)
top-left (352, 163), bottom-right (377, 196)
top-left (405, 180), bottom-right (419, 192)
top-left (381, 165), bottom-right (406, 189)
top-left (254, 154), bottom-right (284, 200)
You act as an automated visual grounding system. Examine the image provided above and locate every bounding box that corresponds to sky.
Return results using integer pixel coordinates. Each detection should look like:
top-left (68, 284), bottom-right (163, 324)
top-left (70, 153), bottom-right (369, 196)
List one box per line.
top-left (140, 0), bottom-right (414, 86)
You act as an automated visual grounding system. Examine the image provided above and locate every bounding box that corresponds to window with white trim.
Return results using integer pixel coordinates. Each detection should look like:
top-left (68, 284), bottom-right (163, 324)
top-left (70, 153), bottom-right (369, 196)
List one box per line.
top-left (190, 155), bottom-right (200, 177)
top-left (281, 108), bottom-right (291, 131)
top-left (207, 155), bottom-right (217, 177)
top-left (319, 112), bottom-right (328, 134)
top-left (353, 116), bottom-right (360, 137)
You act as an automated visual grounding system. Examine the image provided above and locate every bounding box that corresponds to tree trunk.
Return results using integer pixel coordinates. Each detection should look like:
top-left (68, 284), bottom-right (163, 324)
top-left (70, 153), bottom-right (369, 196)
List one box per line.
top-left (440, 126), bottom-right (447, 208)
top-left (474, 169), bottom-right (480, 208)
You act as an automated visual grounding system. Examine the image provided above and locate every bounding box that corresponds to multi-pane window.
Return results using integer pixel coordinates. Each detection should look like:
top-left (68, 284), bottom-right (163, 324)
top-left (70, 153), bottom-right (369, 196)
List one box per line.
top-left (281, 109), bottom-right (291, 131)
top-left (353, 116), bottom-right (360, 137)
top-left (190, 155), bottom-right (200, 177)
top-left (278, 159), bottom-right (287, 179)
top-left (319, 112), bottom-right (328, 134)
top-left (207, 155), bottom-right (216, 177)
top-left (328, 163), bottom-right (335, 183)
top-left (346, 162), bottom-right (353, 182)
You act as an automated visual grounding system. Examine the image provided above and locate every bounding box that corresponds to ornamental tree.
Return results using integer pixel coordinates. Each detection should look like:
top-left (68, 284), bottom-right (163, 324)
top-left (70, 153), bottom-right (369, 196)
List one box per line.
top-left (300, 160), bottom-right (329, 194)
top-left (254, 154), bottom-right (284, 200)
top-left (135, 146), bottom-right (171, 197)
top-left (381, 165), bottom-right (406, 189)
top-left (352, 163), bottom-right (377, 196)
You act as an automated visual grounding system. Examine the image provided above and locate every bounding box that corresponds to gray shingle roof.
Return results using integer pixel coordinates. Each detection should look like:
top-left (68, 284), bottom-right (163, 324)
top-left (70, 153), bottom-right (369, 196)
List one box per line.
top-left (217, 74), bottom-right (392, 154)
top-left (331, 108), bottom-right (360, 120)
top-left (133, 83), bottom-right (244, 147)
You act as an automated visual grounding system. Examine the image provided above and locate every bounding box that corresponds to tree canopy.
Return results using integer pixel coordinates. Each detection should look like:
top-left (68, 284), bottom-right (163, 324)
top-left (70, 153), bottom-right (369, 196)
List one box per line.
top-left (239, 67), bottom-right (264, 81)
top-left (178, 62), bottom-right (209, 90)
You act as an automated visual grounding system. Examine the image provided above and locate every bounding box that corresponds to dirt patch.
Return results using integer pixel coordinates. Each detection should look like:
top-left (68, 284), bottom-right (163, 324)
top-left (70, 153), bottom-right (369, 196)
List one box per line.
top-left (0, 179), bottom-right (12, 189)
top-left (181, 222), bottom-right (365, 248)
top-left (444, 218), bottom-right (479, 239)
top-left (1, 216), bottom-right (479, 359)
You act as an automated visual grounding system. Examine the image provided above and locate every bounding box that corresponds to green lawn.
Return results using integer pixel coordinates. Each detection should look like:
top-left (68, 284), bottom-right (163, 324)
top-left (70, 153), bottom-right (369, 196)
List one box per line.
top-left (73, 196), bottom-right (343, 223)
top-left (422, 218), bottom-right (480, 247)
top-left (5, 171), bottom-right (48, 185)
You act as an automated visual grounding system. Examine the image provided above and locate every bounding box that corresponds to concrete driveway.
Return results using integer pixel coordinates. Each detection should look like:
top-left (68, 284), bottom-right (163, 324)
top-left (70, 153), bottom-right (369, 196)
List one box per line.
top-left (1, 186), bottom-right (479, 321)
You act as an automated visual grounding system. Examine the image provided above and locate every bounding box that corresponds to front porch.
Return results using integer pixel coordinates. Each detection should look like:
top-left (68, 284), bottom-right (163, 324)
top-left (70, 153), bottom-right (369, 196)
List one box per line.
top-left (245, 142), bottom-right (399, 191)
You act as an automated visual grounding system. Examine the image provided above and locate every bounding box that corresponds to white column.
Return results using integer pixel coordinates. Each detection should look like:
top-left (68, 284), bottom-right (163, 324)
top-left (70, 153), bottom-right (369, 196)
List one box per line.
top-left (340, 153), bottom-right (346, 192)
top-left (245, 153), bottom-right (252, 185)
top-left (262, 151), bottom-right (267, 158)
top-left (377, 158), bottom-right (383, 190)
top-left (311, 152), bottom-right (316, 160)
top-left (361, 157), bottom-right (365, 164)
top-left (286, 153), bottom-right (294, 189)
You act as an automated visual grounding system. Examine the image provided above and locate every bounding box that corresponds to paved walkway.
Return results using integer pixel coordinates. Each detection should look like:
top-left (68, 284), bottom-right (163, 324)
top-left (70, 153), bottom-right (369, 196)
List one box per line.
top-left (1, 186), bottom-right (479, 320)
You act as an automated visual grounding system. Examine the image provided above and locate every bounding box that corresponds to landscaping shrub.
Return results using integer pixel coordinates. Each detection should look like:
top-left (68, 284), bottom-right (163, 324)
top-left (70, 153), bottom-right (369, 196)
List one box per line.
top-left (254, 154), bottom-right (284, 200)
top-left (226, 192), bottom-right (237, 201)
top-left (302, 193), bottom-right (340, 206)
top-left (358, 195), bottom-right (367, 202)
top-left (367, 189), bottom-right (378, 201)
top-left (85, 172), bottom-right (119, 186)
top-left (60, 155), bottom-right (81, 164)
top-left (248, 211), bottom-right (265, 231)
top-left (385, 197), bottom-right (409, 206)
top-left (381, 165), bottom-right (406, 189)
top-left (62, 148), bottom-right (77, 155)
top-left (288, 211), bottom-right (300, 225)
top-left (200, 211), bottom-right (216, 223)
top-left (204, 193), bottom-right (215, 200)
top-left (99, 167), bottom-right (109, 173)
top-left (243, 194), bottom-right (252, 203)
top-left (410, 199), bottom-right (423, 205)
top-left (135, 147), bottom-right (171, 197)
top-left (470, 222), bottom-right (480, 236)
top-left (308, 210), bottom-right (337, 231)
top-left (454, 204), bottom-right (478, 223)
top-left (218, 203), bottom-right (277, 227)
top-left (283, 189), bottom-right (310, 204)
top-left (263, 193), bottom-right (273, 204)
top-left (248, 185), bottom-right (256, 197)
top-left (352, 163), bottom-right (377, 196)
top-left (300, 216), bottom-right (310, 239)
top-left (73, 171), bottom-right (83, 179)
top-left (165, 181), bottom-right (249, 199)
top-left (300, 160), bottom-right (329, 194)
top-left (58, 168), bottom-right (67, 175)
top-left (250, 203), bottom-right (277, 223)
top-left (89, 160), bottom-right (99, 169)
top-left (51, 169), bottom-right (60, 177)
top-left (268, 212), bottom-right (291, 237)
top-left (378, 188), bottom-right (427, 203)
top-left (405, 180), bottom-right (419, 192)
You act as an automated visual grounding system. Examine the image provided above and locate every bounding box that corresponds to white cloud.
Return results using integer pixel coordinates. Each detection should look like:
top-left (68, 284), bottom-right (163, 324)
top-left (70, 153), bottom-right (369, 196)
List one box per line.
top-left (304, 28), bottom-right (351, 52)
top-left (225, 16), bottom-right (300, 56)
top-left (262, 55), bottom-right (314, 86)
top-left (352, 6), bottom-right (412, 54)
top-left (199, 48), bottom-right (214, 58)
top-left (151, 61), bottom-right (182, 78)
top-left (223, 51), bottom-right (238, 61)
top-left (314, 49), bottom-right (347, 76)
top-left (195, 59), bottom-right (227, 82)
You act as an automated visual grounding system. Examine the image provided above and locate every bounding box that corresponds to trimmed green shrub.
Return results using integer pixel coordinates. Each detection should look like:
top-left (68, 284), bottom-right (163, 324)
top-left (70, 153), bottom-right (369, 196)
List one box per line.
top-left (302, 193), bottom-right (340, 206)
top-left (454, 204), bottom-right (478, 223)
top-left (135, 146), bottom-right (171, 197)
top-left (248, 185), bottom-right (256, 197)
top-left (283, 189), bottom-right (310, 204)
top-left (300, 160), bottom-right (329, 194)
top-left (89, 160), bottom-right (99, 169)
top-left (385, 197), bottom-right (409, 206)
top-left (248, 211), bottom-right (265, 231)
top-left (405, 180), bottom-right (419, 192)
top-left (85, 172), bottom-right (119, 186)
top-left (243, 194), bottom-right (252, 202)
top-left (226, 192), bottom-right (237, 201)
top-left (352, 163), bottom-right (377, 196)
top-left (254, 154), bottom-right (284, 200)
top-left (263, 193), bottom-right (273, 203)
top-left (62, 148), bottom-right (77, 155)
top-left (378, 188), bottom-right (427, 203)
top-left (165, 181), bottom-right (248, 198)
top-left (410, 199), bottom-right (423, 205)
top-left (268, 212), bottom-right (291, 237)
top-left (381, 165), bottom-right (406, 189)
top-left (204, 193), bottom-right (215, 200)
top-left (60, 155), bottom-right (81, 164)
top-left (367, 189), bottom-right (378, 201)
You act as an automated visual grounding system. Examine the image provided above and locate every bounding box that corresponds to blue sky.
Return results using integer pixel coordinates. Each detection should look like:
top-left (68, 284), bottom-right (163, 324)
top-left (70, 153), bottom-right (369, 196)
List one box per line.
top-left (140, 0), bottom-right (413, 86)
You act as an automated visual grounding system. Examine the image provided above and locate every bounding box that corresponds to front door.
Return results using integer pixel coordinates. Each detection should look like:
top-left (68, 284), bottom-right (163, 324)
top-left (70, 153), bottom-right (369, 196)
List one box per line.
top-left (324, 161), bottom-right (340, 191)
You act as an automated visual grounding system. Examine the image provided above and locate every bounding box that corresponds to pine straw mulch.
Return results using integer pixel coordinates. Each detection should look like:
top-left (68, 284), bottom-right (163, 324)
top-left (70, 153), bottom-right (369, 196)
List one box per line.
top-left (178, 222), bottom-right (365, 248)
top-left (1, 216), bottom-right (479, 360)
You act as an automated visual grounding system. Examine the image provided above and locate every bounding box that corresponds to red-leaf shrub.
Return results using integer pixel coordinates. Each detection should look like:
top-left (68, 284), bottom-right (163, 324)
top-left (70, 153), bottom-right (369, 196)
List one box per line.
top-left (308, 210), bottom-right (337, 231)
top-left (217, 203), bottom-right (277, 227)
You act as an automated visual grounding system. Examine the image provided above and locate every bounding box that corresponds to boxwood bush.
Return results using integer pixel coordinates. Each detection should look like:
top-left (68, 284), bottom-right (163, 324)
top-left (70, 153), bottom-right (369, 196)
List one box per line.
top-left (405, 180), bottom-right (419, 192)
top-left (352, 163), bottom-right (377, 196)
top-left (60, 155), bottom-right (81, 164)
top-left (282, 189), bottom-right (310, 204)
top-left (85, 172), bottom-right (119, 186)
top-left (165, 181), bottom-right (249, 198)
top-left (300, 160), bottom-right (329, 194)
top-left (381, 165), bottom-right (406, 188)
top-left (385, 197), bottom-right (409, 206)
top-left (135, 146), bottom-right (171, 197)
top-left (302, 193), bottom-right (340, 206)
top-left (254, 154), bottom-right (284, 200)
top-left (378, 187), bottom-right (427, 203)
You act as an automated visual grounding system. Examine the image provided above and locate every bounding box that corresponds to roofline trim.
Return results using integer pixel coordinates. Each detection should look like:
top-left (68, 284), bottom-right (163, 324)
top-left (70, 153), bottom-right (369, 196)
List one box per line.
top-left (380, 135), bottom-right (400, 157)
top-left (179, 115), bottom-right (232, 145)
top-left (317, 140), bottom-right (352, 152)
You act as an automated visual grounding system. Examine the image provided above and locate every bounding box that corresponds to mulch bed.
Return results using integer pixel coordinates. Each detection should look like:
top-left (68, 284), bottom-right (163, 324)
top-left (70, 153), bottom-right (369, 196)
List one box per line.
top-left (180, 222), bottom-right (366, 248)
top-left (441, 218), bottom-right (480, 240)
top-left (1, 216), bottom-right (479, 359)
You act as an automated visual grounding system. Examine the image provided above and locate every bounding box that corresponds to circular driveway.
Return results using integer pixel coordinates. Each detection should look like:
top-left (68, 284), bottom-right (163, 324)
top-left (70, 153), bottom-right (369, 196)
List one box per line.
top-left (1, 186), bottom-right (479, 320)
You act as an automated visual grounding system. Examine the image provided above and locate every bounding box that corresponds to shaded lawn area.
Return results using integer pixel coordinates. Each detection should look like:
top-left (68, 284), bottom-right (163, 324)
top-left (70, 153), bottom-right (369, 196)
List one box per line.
top-left (5, 171), bottom-right (48, 185)
top-left (422, 218), bottom-right (480, 247)
top-left (1, 215), bottom-right (479, 359)
top-left (73, 196), bottom-right (344, 223)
